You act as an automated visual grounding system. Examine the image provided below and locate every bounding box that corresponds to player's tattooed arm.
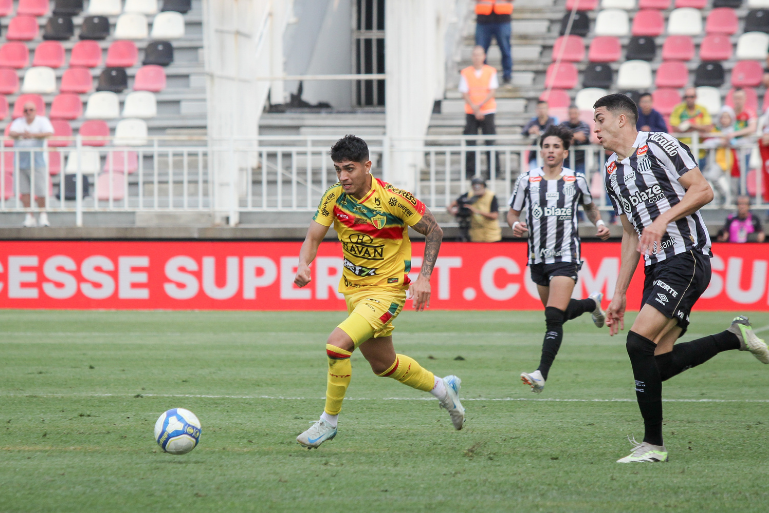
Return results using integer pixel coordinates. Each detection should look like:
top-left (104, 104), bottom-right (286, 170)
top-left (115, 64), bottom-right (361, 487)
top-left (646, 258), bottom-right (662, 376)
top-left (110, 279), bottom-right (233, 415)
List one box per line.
top-left (409, 208), bottom-right (443, 311)
top-left (583, 202), bottom-right (610, 240)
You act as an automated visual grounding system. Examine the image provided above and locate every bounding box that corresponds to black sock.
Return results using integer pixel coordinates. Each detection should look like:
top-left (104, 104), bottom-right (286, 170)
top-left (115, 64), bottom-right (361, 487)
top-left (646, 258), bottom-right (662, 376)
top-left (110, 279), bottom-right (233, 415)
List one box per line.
top-left (565, 298), bottom-right (596, 321)
top-left (655, 330), bottom-right (740, 381)
top-left (626, 331), bottom-right (663, 446)
top-left (537, 307), bottom-right (565, 381)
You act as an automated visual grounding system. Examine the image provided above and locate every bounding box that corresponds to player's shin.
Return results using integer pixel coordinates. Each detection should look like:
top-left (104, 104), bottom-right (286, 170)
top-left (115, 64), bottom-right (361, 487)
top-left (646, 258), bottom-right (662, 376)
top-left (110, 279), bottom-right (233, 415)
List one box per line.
top-left (627, 331), bottom-right (664, 447)
top-left (537, 307), bottom-right (565, 380)
top-left (564, 298), bottom-right (596, 321)
top-left (378, 354), bottom-right (435, 392)
top-left (655, 331), bottom-right (740, 381)
top-left (325, 344), bottom-right (353, 416)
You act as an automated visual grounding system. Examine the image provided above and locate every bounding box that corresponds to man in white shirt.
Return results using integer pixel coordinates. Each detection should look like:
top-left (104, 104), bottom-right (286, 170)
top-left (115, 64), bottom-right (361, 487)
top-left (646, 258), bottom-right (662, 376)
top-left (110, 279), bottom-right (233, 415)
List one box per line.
top-left (9, 102), bottom-right (54, 227)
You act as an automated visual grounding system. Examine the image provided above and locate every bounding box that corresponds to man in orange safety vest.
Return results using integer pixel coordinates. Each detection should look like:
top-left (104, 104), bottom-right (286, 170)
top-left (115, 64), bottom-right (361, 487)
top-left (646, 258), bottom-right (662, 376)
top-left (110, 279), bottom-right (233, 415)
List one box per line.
top-left (475, 0), bottom-right (513, 85)
top-left (460, 45), bottom-right (499, 179)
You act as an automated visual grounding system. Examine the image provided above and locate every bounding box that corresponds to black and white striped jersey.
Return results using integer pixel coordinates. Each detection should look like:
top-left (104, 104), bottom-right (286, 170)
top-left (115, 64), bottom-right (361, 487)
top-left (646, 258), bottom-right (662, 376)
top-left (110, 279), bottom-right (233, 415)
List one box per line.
top-left (509, 167), bottom-right (592, 265)
top-left (603, 131), bottom-right (711, 266)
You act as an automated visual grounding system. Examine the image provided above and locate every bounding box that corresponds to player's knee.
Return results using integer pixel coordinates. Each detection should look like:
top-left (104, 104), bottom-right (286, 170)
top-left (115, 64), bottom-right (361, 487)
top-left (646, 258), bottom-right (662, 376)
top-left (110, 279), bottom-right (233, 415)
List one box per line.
top-left (544, 306), bottom-right (565, 330)
top-left (327, 329), bottom-right (355, 353)
top-left (373, 356), bottom-right (397, 376)
top-left (626, 330), bottom-right (656, 357)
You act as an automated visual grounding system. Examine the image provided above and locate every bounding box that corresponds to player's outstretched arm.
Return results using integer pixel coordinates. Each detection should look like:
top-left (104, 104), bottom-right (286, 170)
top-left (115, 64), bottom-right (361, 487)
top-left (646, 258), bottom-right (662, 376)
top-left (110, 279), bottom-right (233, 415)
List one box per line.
top-left (606, 214), bottom-right (640, 336)
top-left (582, 202), bottom-right (610, 240)
top-left (506, 208), bottom-right (528, 237)
top-left (294, 220), bottom-right (330, 288)
top-left (409, 208), bottom-right (443, 312)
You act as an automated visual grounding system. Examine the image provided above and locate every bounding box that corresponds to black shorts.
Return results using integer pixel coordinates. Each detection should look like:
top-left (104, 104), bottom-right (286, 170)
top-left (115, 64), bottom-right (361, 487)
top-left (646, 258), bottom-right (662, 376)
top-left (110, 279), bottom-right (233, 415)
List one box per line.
top-left (641, 250), bottom-right (711, 336)
top-left (529, 261), bottom-right (581, 287)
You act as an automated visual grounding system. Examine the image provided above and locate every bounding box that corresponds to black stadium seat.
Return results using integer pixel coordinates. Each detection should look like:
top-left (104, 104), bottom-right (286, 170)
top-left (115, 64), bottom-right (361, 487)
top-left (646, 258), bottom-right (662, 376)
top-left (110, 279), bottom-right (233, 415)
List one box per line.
top-left (143, 41), bottom-right (174, 66)
top-left (80, 16), bottom-right (110, 40)
top-left (162, 0), bottom-right (192, 13)
top-left (583, 63), bottom-right (613, 89)
top-left (745, 10), bottom-right (769, 33)
top-left (695, 62), bottom-right (725, 87)
top-left (53, 0), bottom-right (83, 16)
top-left (560, 12), bottom-right (590, 37)
top-left (620, 90), bottom-right (641, 106)
top-left (713, 0), bottom-right (742, 7)
top-left (43, 16), bottom-right (74, 40)
top-left (96, 67), bottom-right (128, 93)
top-left (626, 36), bottom-right (656, 61)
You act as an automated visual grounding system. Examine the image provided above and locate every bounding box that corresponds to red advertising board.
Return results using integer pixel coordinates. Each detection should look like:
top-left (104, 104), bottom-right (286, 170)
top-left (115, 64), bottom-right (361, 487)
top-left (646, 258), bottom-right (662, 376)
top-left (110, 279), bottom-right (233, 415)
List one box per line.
top-left (0, 241), bottom-right (765, 311)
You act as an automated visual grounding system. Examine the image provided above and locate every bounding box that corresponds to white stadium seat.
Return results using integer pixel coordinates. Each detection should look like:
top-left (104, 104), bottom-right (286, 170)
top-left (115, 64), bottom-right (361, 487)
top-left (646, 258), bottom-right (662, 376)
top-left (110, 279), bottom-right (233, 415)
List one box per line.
top-left (748, 0), bottom-right (769, 7)
top-left (85, 91), bottom-right (120, 119)
top-left (595, 9), bottom-right (629, 37)
top-left (21, 67), bottom-right (57, 94)
top-left (736, 32), bottom-right (769, 60)
top-left (124, 0), bottom-right (158, 15)
top-left (696, 86), bottom-right (721, 116)
top-left (668, 8), bottom-right (702, 36)
top-left (601, 0), bottom-right (635, 9)
top-left (617, 60), bottom-right (652, 89)
top-left (151, 11), bottom-right (185, 40)
top-left (65, 149), bottom-right (101, 174)
top-left (114, 119), bottom-right (148, 146)
top-left (114, 13), bottom-right (149, 40)
top-left (87, 0), bottom-right (123, 16)
top-left (575, 88), bottom-right (608, 111)
top-left (122, 91), bottom-right (157, 118)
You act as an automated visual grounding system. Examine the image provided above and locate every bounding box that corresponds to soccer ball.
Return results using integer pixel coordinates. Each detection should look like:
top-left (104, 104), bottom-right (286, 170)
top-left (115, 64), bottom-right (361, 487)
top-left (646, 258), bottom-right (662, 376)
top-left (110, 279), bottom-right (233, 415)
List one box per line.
top-left (154, 408), bottom-right (201, 455)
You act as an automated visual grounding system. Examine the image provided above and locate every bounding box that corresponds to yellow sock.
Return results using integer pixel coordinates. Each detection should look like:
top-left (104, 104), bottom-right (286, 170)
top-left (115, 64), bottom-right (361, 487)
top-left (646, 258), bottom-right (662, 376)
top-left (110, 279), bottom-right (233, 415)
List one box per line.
top-left (378, 354), bottom-right (435, 392)
top-left (324, 344), bottom-right (352, 415)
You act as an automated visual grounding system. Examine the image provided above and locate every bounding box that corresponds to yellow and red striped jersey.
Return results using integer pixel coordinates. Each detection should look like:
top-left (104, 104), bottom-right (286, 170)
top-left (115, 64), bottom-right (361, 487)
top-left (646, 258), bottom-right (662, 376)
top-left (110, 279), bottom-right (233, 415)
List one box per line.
top-left (313, 177), bottom-right (426, 293)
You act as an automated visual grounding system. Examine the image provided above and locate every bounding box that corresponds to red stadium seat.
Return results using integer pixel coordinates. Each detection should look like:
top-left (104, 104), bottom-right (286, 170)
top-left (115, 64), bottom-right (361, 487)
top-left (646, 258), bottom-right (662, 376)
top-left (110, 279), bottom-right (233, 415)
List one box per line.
top-left (675, 0), bottom-right (705, 7)
top-left (7, 16), bottom-right (41, 41)
top-left (49, 119), bottom-right (72, 147)
top-left (655, 61), bottom-right (689, 88)
top-left (552, 35), bottom-right (585, 62)
top-left (700, 34), bottom-right (733, 61)
top-left (726, 87), bottom-right (758, 112)
top-left (79, 119), bottom-right (110, 146)
top-left (60, 67), bottom-right (93, 93)
top-left (639, 0), bottom-right (670, 8)
top-left (50, 94), bottom-right (83, 120)
top-left (661, 35), bottom-right (694, 60)
top-left (134, 65), bottom-right (167, 92)
top-left (13, 94), bottom-right (46, 118)
top-left (96, 170), bottom-right (125, 201)
top-left (48, 151), bottom-right (62, 175)
top-left (0, 42), bottom-right (30, 68)
top-left (588, 36), bottom-right (621, 62)
top-left (106, 40), bottom-right (138, 67)
top-left (18, 0), bottom-right (50, 16)
top-left (3, 124), bottom-right (12, 147)
top-left (69, 40), bottom-right (102, 68)
top-left (0, 0), bottom-right (12, 16)
top-left (732, 60), bottom-right (764, 87)
top-left (632, 10), bottom-right (665, 37)
top-left (539, 89), bottom-right (571, 109)
top-left (2, 157), bottom-right (14, 199)
top-left (706, 8), bottom-right (739, 35)
top-left (32, 41), bottom-right (65, 68)
top-left (0, 96), bottom-right (8, 120)
top-left (566, 0), bottom-right (598, 9)
top-left (652, 88), bottom-right (682, 115)
top-left (545, 62), bottom-right (578, 89)
top-left (103, 151), bottom-right (138, 174)
top-left (0, 69), bottom-right (20, 95)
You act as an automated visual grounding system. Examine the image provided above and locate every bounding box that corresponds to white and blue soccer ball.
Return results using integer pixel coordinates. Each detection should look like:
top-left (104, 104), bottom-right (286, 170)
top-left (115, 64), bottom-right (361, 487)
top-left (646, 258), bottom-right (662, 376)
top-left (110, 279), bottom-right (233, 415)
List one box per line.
top-left (154, 408), bottom-right (201, 455)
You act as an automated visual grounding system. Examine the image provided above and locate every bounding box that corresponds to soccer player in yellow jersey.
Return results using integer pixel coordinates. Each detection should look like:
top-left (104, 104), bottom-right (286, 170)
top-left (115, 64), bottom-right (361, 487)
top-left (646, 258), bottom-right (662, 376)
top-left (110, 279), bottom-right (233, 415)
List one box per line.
top-left (294, 135), bottom-right (465, 449)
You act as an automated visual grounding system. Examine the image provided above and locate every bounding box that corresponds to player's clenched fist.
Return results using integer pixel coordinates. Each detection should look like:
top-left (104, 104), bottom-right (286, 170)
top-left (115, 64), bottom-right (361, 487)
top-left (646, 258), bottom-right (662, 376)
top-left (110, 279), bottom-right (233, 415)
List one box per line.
top-left (294, 264), bottom-right (312, 288)
top-left (512, 221), bottom-right (528, 238)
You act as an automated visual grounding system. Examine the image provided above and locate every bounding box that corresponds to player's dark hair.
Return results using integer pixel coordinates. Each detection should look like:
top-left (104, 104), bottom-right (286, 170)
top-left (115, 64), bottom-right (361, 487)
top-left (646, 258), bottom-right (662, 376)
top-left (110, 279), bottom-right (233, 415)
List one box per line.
top-left (539, 125), bottom-right (572, 151)
top-left (639, 92), bottom-right (652, 100)
top-left (331, 135), bottom-right (369, 163)
top-left (593, 93), bottom-right (638, 126)
top-left (537, 100), bottom-right (548, 106)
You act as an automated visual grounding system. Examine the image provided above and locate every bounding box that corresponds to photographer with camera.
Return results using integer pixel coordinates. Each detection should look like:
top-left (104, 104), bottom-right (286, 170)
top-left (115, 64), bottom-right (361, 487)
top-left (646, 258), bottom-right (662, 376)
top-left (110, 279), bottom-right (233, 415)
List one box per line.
top-left (447, 177), bottom-right (501, 242)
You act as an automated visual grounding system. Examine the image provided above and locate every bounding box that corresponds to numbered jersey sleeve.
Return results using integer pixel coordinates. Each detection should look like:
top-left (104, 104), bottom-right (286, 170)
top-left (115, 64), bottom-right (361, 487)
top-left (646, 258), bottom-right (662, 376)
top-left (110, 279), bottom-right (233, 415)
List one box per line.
top-left (646, 132), bottom-right (698, 180)
top-left (576, 174), bottom-right (592, 205)
top-left (312, 184), bottom-right (341, 227)
top-left (509, 174), bottom-right (528, 211)
top-left (382, 183), bottom-right (426, 226)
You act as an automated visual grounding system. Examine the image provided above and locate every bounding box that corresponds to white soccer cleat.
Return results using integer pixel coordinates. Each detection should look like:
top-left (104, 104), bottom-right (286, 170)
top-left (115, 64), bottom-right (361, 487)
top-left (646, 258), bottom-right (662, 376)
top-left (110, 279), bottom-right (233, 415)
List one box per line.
top-left (438, 375), bottom-right (465, 430)
top-left (296, 418), bottom-right (337, 449)
top-left (730, 316), bottom-right (769, 364)
top-left (22, 214), bottom-right (36, 227)
top-left (617, 438), bottom-right (668, 463)
top-left (520, 370), bottom-right (545, 394)
top-left (589, 291), bottom-right (605, 328)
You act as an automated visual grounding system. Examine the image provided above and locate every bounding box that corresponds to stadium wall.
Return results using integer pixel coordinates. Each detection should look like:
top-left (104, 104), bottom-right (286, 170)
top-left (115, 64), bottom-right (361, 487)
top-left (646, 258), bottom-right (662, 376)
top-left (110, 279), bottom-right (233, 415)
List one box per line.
top-left (0, 242), bottom-right (765, 311)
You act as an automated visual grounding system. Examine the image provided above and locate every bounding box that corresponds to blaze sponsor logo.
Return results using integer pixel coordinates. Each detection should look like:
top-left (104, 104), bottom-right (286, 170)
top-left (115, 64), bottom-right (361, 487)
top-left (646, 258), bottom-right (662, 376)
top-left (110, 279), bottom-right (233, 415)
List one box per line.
top-left (655, 293), bottom-right (669, 305)
top-left (653, 279), bottom-right (679, 298)
top-left (619, 184), bottom-right (664, 213)
top-left (636, 144), bottom-right (648, 157)
top-left (342, 234), bottom-right (385, 260)
top-left (529, 176), bottom-right (542, 182)
top-left (563, 175), bottom-right (576, 182)
top-left (649, 132), bottom-right (679, 156)
top-left (607, 161), bottom-right (617, 174)
top-left (343, 258), bottom-right (377, 277)
top-left (532, 206), bottom-right (573, 219)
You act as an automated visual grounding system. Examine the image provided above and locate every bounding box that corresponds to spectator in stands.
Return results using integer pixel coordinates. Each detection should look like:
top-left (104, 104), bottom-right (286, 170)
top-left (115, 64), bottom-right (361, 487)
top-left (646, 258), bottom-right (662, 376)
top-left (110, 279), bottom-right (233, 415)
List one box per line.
top-left (8, 102), bottom-right (54, 227)
top-left (670, 87), bottom-right (713, 167)
top-left (474, 0), bottom-right (513, 86)
top-left (757, 109), bottom-right (769, 203)
top-left (730, 88), bottom-right (758, 195)
top-left (716, 195), bottom-right (765, 243)
top-left (636, 93), bottom-right (667, 133)
top-left (461, 45), bottom-right (499, 179)
top-left (523, 100), bottom-right (558, 165)
top-left (702, 106), bottom-right (738, 207)
top-left (559, 104), bottom-right (590, 175)
top-left (446, 177), bottom-right (501, 242)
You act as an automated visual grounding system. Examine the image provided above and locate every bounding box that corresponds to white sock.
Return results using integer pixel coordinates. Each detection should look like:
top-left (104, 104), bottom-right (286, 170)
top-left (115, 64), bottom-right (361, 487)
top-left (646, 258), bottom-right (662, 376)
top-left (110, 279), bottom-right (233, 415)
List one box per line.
top-left (429, 376), bottom-right (447, 401)
top-left (320, 411), bottom-right (338, 428)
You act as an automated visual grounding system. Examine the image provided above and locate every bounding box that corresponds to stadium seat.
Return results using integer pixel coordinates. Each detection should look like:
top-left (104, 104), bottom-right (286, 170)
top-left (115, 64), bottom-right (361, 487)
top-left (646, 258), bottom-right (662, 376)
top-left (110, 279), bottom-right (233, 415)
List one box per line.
top-left (639, 0), bottom-right (670, 7)
top-left (0, 43), bottom-right (30, 68)
top-left (745, 10), bottom-right (769, 33)
top-left (33, 41), bottom-right (66, 68)
top-left (0, 0), bottom-right (12, 16)
top-left (583, 63), bottom-right (613, 88)
top-left (662, 35), bottom-right (694, 60)
top-left (696, 86), bottom-right (722, 114)
top-left (49, 93), bottom-right (82, 120)
top-left (750, 0), bottom-right (769, 7)
top-left (706, 8), bottom-right (739, 34)
top-left (122, 91), bottom-right (156, 118)
top-left (726, 87), bottom-right (758, 112)
top-left (539, 89), bottom-right (571, 109)
top-left (652, 88), bottom-right (682, 115)
top-left (0, 97), bottom-right (7, 120)
top-left (65, 149), bottom-right (101, 174)
top-left (103, 151), bottom-right (138, 173)
top-left (125, 0), bottom-right (158, 14)
top-left (143, 40), bottom-right (174, 66)
top-left (655, 61), bottom-right (688, 88)
top-left (134, 64), bottom-right (166, 91)
top-left (114, 118), bottom-right (148, 146)
top-left (675, 0), bottom-right (706, 6)
top-left (626, 36), bottom-right (656, 61)
top-left (3, 124), bottom-right (12, 147)
top-left (552, 35), bottom-right (585, 62)
top-left (0, 69), bottom-right (20, 95)
top-left (617, 60), bottom-right (652, 89)
top-left (161, 0), bottom-right (191, 13)
top-left (575, 87), bottom-right (607, 110)
top-left (69, 40), bottom-right (102, 67)
top-left (79, 119), bottom-right (110, 146)
top-left (668, 8), bottom-right (702, 35)
top-left (633, 10), bottom-right (665, 36)
top-left (7, 16), bottom-right (41, 40)
top-left (87, 0), bottom-right (121, 15)
top-left (736, 32), bottom-right (769, 59)
top-left (588, 37), bottom-right (620, 62)
top-left (694, 62), bottom-right (725, 87)
top-left (566, 0), bottom-right (599, 8)
top-left (595, 9), bottom-right (629, 36)
top-left (700, 34), bottom-right (734, 60)
top-left (21, 67), bottom-right (57, 94)
top-left (732, 60), bottom-right (764, 87)
top-left (602, 0), bottom-right (635, 7)
top-left (43, 15), bottom-right (74, 40)
top-left (560, 11), bottom-right (591, 36)
top-left (115, 13), bottom-right (149, 39)
top-left (713, 0), bottom-right (742, 6)
top-left (106, 40), bottom-right (138, 67)
top-left (620, 90), bottom-right (642, 106)
top-left (2, 161), bottom-right (14, 199)
top-left (545, 63), bottom-right (578, 89)
top-left (96, 67), bottom-right (128, 93)
top-left (53, 0), bottom-right (82, 15)
top-left (13, 94), bottom-right (46, 118)
top-left (84, 91), bottom-right (120, 119)
top-left (80, 16), bottom-right (110, 40)
top-left (46, 151), bottom-right (63, 175)
top-left (18, 0), bottom-right (50, 16)
top-left (96, 170), bottom-right (126, 201)
top-left (151, 11), bottom-right (185, 39)
top-left (60, 67), bottom-right (93, 93)
top-left (49, 119), bottom-right (72, 147)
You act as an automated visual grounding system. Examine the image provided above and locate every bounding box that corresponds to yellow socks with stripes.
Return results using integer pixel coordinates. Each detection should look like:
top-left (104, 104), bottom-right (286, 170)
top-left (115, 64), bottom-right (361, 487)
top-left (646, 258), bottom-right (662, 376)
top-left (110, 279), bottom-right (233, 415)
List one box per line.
top-left (324, 344), bottom-right (352, 416)
top-left (378, 354), bottom-right (435, 392)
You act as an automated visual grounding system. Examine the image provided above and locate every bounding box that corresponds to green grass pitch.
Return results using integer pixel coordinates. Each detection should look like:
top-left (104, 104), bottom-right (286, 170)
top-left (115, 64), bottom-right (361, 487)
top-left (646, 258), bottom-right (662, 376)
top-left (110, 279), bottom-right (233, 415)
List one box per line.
top-left (1, 309), bottom-right (769, 512)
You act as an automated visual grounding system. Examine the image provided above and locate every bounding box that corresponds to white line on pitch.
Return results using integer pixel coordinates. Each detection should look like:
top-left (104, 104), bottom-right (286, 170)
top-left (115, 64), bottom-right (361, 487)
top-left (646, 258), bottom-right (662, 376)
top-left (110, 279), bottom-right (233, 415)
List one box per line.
top-left (753, 324), bottom-right (769, 335)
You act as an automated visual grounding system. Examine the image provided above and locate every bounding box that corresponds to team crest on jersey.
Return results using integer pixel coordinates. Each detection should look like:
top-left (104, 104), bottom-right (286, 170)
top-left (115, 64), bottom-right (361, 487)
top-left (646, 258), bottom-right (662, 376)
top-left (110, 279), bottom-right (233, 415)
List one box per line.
top-left (529, 176), bottom-right (542, 182)
top-left (563, 185), bottom-right (575, 196)
top-left (637, 144), bottom-right (648, 157)
top-left (371, 214), bottom-right (387, 230)
top-left (563, 175), bottom-right (576, 182)
top-left (607, 161), bottom-right (617, 174)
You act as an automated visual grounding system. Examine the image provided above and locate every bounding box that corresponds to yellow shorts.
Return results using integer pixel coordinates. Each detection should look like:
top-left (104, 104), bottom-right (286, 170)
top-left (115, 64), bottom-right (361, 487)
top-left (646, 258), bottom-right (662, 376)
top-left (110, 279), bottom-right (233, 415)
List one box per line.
top-left (337, 288), bottom-right (407, 347)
